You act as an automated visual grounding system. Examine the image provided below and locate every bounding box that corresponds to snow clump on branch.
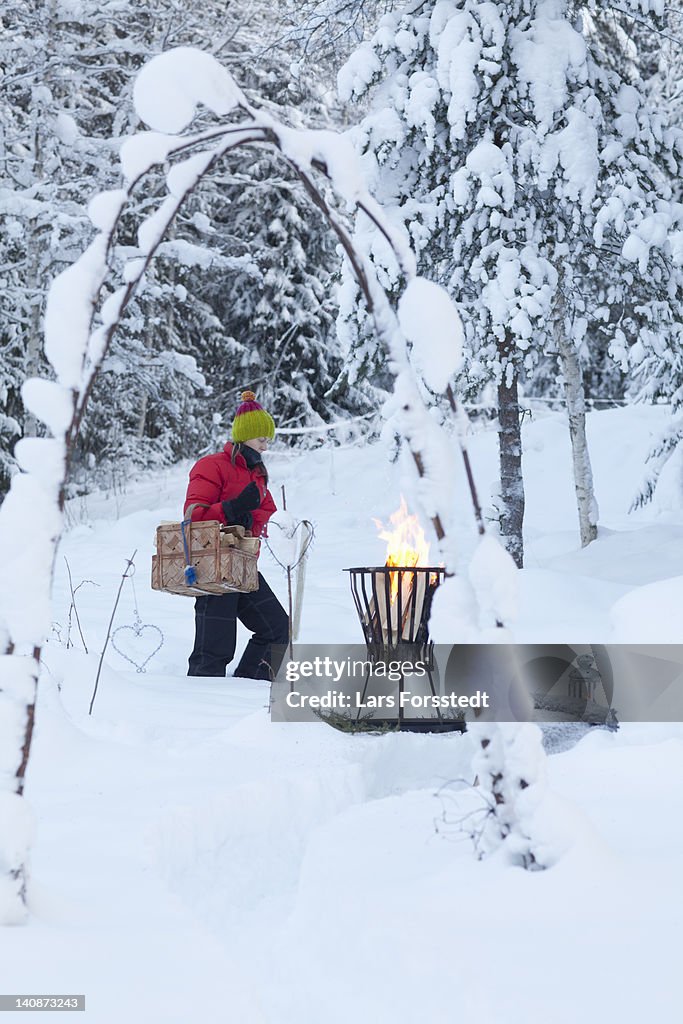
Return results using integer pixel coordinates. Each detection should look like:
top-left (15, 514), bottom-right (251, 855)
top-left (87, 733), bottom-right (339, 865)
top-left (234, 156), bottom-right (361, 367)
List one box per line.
top-left (133, 47), bottom-right (246, 132)
top-left (397, 277), bottom-right (464, 393)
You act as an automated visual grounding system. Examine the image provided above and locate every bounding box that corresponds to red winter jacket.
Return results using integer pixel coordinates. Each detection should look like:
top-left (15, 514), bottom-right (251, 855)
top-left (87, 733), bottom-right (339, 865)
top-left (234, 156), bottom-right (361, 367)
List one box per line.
top-left (183, 442), bottom-right (276, 539)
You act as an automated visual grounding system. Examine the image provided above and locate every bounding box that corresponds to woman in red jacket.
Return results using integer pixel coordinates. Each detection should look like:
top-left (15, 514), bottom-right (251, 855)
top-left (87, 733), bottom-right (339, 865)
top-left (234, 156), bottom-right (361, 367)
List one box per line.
top-left (184, 391), bottom-right (288, 680)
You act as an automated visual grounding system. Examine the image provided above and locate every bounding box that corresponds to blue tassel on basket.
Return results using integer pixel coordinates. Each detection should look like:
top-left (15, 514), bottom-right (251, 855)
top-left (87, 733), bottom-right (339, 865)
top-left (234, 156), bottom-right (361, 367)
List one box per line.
top-left (180, 520), bottom-right (197, 586)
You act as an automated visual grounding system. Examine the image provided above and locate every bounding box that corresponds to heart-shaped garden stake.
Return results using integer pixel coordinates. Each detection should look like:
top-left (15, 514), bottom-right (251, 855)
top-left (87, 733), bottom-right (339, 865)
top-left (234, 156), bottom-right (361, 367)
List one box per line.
top-left (111, 613), bottom-right (164, 673)
top-left (266, 518), bottom-right (314, 572)
top-left (264, 511), bottom-right (315, 648)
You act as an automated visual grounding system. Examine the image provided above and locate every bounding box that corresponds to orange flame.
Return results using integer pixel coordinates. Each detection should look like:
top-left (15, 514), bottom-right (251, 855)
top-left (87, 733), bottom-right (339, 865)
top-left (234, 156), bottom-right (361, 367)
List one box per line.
top-left (373, 496), bottom-right (430, 602)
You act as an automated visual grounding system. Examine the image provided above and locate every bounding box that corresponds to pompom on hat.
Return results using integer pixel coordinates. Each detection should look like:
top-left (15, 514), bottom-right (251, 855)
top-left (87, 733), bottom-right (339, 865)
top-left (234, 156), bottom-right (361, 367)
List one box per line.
top-left (231, 390), bottom-right (276, 442)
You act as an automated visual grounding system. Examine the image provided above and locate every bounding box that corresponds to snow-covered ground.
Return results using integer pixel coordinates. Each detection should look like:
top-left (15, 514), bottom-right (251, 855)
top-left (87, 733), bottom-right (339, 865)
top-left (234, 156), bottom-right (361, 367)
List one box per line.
top-left (2, 405), bottom-right (682, 1022)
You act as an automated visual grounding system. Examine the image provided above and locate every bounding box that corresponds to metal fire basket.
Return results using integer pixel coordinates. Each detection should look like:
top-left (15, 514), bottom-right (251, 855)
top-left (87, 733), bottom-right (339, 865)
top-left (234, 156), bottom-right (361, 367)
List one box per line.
top-left (345, 566), bottom-right (446, 652)
top-left (344, 566), bottom-right (458, 730)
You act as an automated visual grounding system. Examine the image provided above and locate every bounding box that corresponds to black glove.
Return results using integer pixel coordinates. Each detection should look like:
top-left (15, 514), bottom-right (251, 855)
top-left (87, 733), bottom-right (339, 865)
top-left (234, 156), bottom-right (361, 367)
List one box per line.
top-left (222, 482), bottom-right (260, 523)
top-left (228, 511), bottom-right (253, 530)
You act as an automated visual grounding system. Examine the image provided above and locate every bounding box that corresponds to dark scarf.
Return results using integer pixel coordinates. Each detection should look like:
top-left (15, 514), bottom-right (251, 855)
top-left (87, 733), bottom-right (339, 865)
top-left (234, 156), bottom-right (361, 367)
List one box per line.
top-left (237, 443), bottom-right (264, 471)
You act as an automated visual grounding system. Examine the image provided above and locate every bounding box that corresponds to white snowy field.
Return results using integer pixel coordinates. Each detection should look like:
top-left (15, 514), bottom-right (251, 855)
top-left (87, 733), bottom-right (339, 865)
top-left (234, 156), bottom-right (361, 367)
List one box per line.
top-left (2, 404), bottom-right (682, 1022)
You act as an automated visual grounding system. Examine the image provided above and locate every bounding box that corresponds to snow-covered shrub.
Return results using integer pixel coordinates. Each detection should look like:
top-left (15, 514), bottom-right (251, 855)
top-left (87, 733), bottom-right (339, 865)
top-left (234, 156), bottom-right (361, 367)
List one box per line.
top-left (472, 722), bottom-right (550, 870)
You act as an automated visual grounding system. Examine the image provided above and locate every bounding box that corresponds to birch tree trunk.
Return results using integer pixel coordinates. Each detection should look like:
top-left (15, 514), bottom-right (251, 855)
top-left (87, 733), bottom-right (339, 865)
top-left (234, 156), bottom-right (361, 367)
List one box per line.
top-left (554, 302), bottom-right (599, 548)
top-left (497, 336), bottom-right (525, 568)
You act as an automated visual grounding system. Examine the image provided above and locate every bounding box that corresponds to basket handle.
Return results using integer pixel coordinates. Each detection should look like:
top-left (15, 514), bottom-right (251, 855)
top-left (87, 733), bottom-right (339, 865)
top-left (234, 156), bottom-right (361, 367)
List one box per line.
top-left (180, 519), bottom-right (197, 585)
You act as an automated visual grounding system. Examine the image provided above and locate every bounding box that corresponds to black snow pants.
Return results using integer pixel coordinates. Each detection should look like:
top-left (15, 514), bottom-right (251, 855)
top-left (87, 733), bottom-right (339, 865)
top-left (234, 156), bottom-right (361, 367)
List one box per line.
top-left (187, 572), bottom-right (289, 680)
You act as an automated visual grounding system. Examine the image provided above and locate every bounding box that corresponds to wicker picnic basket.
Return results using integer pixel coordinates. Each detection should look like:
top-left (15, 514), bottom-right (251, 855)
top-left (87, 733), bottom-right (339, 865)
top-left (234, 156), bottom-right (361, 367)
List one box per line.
top-left (151, 521), bottom-right (259, 596)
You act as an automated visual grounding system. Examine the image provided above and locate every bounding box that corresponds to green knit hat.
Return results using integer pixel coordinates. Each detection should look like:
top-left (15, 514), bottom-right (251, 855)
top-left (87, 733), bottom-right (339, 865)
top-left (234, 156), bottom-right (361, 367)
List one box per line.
top-left (231, 391), bottom-right (276, 442)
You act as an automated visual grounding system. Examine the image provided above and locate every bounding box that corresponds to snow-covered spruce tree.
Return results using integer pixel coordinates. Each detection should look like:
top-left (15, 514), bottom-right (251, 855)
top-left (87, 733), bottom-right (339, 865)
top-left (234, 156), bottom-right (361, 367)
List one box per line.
top-left (195, 169), bottom-right (342, 431)
top-left (337, 0), bottom-right (683, 558)
top-left (337, 0), bottom-right (557, 565)
top-left (618, 0), bottom-right (683, 506)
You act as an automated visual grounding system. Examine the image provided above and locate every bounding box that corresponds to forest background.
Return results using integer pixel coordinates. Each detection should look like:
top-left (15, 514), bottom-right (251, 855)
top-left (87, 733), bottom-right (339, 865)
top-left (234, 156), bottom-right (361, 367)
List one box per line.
top-left (1, 0), bottom-right (682, 570)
